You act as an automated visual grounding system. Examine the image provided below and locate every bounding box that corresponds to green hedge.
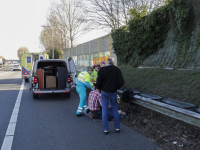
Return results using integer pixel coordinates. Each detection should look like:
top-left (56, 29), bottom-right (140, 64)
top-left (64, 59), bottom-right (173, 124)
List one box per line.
top-left (112, 0), bottom-right (199, 68)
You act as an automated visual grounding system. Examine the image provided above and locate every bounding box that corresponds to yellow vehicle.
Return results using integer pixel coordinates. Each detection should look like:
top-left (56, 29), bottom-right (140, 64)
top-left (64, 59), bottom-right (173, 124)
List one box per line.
top-left (21, 52), bottom-right (49, 82)
top-left (0, 58), bottom-right (6, 67)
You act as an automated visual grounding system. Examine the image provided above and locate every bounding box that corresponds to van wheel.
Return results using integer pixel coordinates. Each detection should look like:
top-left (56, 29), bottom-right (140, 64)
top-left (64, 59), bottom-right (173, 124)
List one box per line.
top-left (65, 92), bottom-right (70, 98)
top-left (33, 93), bottom-right (38, 99)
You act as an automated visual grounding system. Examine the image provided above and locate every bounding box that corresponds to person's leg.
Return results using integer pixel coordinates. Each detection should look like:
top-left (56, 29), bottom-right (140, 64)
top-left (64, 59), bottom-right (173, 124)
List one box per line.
top-left (83, 88), bottom-right (91, 113)
top-left (109, 92), bottom-right (120, 129)
top-left (92, 110), bottom-right (102, 119)
top-left (76, 86), bottom-right (86, 115)
top-left (108, 108), bottom-right (114, 121)
top-left (76, 86), bottom-right (82, 114)
top-left (83, 96), bottom-right (89, 113)
top-left (86, 88), bottom-right (92, 102)
top-left (101, 91), bottom-right (109, 131)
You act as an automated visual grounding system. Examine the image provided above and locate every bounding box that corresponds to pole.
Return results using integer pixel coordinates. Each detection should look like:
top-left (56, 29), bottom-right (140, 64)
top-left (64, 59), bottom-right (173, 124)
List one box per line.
top-left (51, 28), bottom-right (54, 59)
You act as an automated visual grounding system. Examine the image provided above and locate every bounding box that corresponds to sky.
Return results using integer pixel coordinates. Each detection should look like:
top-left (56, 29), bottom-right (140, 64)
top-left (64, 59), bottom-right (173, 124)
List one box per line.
top-left (0, 0), bottom-right (109, 60)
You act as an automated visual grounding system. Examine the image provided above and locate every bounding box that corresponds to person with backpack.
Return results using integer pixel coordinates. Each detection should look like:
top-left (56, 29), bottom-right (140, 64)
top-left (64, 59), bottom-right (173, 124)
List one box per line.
top-left (96, 57), bottom-right (124, 135)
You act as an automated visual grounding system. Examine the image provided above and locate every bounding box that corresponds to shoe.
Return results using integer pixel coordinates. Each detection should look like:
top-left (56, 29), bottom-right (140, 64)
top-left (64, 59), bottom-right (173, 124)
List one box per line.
top-left (77, 113), bottom-right (84, 117)
top-left (92, 114), bottom-right (96, 119)
top-left (86, 109), bottom-right (89, 114)
top-left (104, 130), bottom-right (109, 135)
top-left (115, 129), bottom-right (120, 133)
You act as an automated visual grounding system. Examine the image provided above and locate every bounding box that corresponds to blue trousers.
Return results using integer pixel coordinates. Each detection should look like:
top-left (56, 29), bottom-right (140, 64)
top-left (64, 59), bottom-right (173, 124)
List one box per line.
top-left (76, 86), bottom-right (88, 114)
top-left (101, 91), bottom-right (120, 130)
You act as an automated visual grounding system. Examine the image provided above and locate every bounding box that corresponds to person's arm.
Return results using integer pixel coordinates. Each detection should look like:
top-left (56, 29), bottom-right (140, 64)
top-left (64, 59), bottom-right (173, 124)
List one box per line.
top-left (89, 77), bottom-right (94, 87)
top-left (85, 81), bottom-right (94, 90)
top-left (85, 75), bottom-right (94, 90)
top-left (117, 69), bottom-right (124, 89)
top-left (98, 94), bottom-right (102, 107)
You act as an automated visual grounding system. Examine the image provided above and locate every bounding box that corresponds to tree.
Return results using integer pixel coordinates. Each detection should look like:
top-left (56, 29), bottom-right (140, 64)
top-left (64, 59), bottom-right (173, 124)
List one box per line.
top-left (41, 0), bottom-right (92, 48)
top-left (85, 0), bottom-right (123, 29)
top-left (17, 47), bottom-right (29, 59)
top-left (0, 56), bottom-right (5, 59)
top-left (47, 47), bottom-right (62, 59)
top-left (40, 10), bottom-right (69, 52)
top-left (40, 27), bottom-right (53, 52)
top-left (85, 0), bottom-right (167, 29)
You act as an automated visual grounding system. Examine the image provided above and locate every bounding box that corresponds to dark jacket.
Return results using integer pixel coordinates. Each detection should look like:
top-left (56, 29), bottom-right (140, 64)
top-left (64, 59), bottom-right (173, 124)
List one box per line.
top-left (96, 65), bottom-right (124, 93)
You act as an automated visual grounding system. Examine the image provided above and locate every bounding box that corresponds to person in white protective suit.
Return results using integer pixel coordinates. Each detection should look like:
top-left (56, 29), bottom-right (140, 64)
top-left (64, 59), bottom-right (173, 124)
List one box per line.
top-left (76, 66), bottom-right (94, 117)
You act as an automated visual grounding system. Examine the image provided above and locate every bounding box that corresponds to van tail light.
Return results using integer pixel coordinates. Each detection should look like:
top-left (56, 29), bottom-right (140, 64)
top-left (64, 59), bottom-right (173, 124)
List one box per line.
top-left (33, 77), bottom-right (38, 84)
top-left (67, 76), bottom-right (71, 83)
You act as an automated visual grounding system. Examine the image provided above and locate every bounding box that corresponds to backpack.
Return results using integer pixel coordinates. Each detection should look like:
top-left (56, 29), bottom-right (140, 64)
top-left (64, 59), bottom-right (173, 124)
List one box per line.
top-left (122, 89), bottom-right (134, 103)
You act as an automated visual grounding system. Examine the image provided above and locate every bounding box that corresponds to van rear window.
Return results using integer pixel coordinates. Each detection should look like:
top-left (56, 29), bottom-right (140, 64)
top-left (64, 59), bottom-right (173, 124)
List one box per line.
top-left (37, 61), bottom-right (66, 68)
top-left (27, 57), bottom-right (31, 63)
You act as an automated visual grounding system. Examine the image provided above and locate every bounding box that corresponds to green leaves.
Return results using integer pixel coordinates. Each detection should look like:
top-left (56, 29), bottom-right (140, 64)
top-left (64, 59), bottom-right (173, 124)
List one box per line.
top-left (47, 47), bottom-right (62, 59)
top-left (112, 0), bottom-right (195, 68)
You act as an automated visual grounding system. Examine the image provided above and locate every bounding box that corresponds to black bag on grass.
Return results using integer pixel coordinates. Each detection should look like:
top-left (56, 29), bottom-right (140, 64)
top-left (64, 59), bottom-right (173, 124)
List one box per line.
top-left (122, 89), bottom-right (134, 103)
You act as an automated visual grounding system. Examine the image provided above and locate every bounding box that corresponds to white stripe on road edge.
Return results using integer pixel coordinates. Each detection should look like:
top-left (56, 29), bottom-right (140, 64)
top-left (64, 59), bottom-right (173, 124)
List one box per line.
top-left (1, 79), bottom-right (25, 150)
top-left (0, 71), bottom-right (12, 77)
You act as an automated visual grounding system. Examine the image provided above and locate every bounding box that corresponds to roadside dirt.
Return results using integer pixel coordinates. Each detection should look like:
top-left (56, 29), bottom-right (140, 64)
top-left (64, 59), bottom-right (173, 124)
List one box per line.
top-left (119, 102), bottom-right (200, 150)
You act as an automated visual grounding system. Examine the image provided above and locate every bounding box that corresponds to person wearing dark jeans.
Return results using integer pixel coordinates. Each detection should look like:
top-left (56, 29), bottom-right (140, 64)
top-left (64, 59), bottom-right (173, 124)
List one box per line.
top-left (96, 57), bottom-right (124, 135)
top-left (88, 90), bottom-right (118, 121)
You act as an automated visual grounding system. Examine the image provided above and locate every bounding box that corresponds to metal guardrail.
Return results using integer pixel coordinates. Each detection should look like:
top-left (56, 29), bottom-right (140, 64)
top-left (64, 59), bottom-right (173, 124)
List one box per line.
top-left (117, 90), bottom-right (200, 128)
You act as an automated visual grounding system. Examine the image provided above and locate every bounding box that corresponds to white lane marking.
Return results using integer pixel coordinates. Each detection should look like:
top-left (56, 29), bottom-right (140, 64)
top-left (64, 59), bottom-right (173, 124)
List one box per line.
top-left (1, 137), bottom-right (13, 150)
top-left (14, 103), bottom-right (20, 108)
top-left (0, 71), bottom-right (12, 77)
top-left (12, 108), bottom-right (19, 114)
top-left (1, 79), bottom-right (25, 150)
top-left (10, 114), bottom-right (18, 123)
top-left (5, 123), bottom-right (16, 136)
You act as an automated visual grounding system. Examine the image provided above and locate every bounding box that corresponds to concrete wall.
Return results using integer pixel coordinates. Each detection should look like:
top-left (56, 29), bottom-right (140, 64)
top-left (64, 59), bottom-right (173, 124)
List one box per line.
top-left (62, 34), bottom-right (117, 71)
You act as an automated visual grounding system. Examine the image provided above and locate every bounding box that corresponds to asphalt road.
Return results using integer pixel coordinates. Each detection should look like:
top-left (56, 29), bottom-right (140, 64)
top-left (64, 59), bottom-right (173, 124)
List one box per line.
top-left (0, 65), bottom-right (162, 150)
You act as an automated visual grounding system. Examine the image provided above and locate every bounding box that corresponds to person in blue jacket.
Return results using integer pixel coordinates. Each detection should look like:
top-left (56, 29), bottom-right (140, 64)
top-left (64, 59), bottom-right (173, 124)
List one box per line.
top-left (76, 66), bottom-right (95, 117)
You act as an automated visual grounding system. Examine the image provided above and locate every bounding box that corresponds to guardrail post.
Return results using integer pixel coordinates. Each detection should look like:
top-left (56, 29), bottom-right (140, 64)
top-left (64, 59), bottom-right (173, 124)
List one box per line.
top-left (151, 110), bottom-right (154, 118)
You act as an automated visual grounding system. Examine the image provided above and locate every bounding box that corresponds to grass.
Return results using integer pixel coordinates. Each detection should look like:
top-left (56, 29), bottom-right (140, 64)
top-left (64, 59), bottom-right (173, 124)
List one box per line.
top-left (119, 65), bottom-right (200, 106)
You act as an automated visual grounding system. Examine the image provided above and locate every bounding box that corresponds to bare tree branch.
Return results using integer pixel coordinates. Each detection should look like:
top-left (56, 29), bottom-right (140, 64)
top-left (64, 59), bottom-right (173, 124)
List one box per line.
top-left (84, 0), bottom-right (166, 29)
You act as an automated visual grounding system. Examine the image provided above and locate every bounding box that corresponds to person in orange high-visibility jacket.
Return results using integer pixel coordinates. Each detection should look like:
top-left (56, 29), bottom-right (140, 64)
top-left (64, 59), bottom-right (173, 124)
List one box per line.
top-left (76, 66), bottom-right (94, 117)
